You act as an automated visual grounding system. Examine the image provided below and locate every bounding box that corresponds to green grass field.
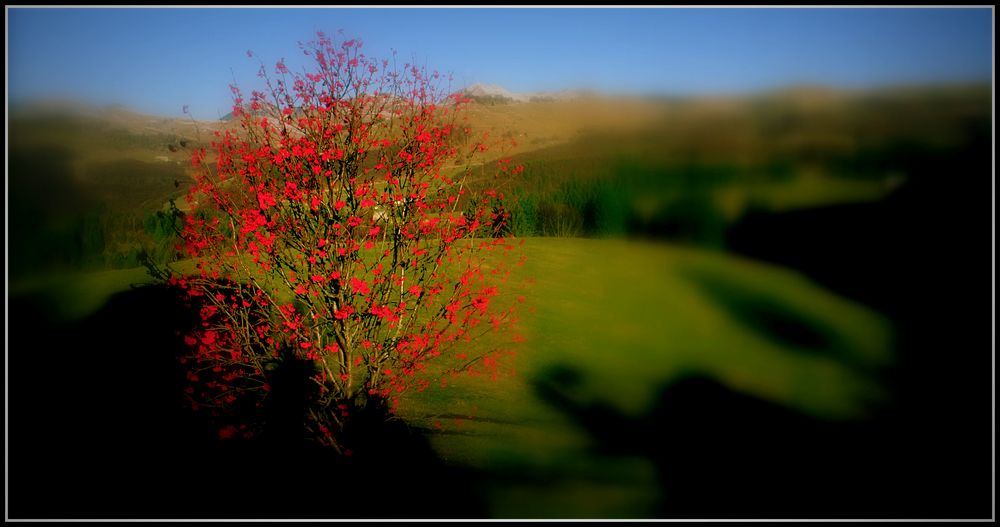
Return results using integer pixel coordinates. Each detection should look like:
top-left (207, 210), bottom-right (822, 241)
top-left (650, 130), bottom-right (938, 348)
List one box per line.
top-left (396, 237), bottom-right (892, 517)
top-left (11, 236), bottom-right (893, 517)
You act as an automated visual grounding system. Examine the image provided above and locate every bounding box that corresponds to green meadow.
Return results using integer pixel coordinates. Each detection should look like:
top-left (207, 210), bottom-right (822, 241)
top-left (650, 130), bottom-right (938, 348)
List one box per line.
top-left (12, 236), bottom-right (893, 517)
top-left (398, 238), bottom-right (893, 517)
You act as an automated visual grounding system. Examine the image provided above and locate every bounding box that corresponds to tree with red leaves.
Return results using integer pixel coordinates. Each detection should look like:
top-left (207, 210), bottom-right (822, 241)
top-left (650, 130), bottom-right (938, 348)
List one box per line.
top-left (166, 32), bottom-right (524, 453)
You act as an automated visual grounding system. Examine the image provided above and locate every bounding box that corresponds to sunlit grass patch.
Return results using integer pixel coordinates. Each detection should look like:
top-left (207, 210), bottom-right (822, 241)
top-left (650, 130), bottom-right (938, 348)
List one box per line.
top-left (11, 236), bottom-right (894, 517)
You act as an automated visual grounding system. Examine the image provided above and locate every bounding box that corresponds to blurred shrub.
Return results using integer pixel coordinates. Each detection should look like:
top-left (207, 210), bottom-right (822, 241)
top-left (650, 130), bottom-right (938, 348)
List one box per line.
top-left (509, 178), bottom-right (629, 238)
top-left (507, 159), bottom-right (730, 245)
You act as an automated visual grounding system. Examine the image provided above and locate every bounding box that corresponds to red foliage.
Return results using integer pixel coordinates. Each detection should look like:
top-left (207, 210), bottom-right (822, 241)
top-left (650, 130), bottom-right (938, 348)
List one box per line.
top-left (169, 32), bottom-right (524, 450)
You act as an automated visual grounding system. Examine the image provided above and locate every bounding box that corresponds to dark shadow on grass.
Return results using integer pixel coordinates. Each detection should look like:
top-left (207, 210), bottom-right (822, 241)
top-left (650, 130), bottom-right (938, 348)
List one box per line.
top-left (532, 364), bottom-right (986, 519)
top-left (681, 266), bottom-right (838, 353)
top-left (720, 130), bottom-right (992, 518)
top-left (8, 284), bottom-right (487, 519)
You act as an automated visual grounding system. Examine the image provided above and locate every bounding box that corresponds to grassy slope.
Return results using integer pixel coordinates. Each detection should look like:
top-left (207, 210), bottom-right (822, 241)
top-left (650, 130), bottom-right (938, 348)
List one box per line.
top-left (474, 84), bottom-right (989, 222)
top-left (8, 85), bottom-right (988, 277)
top-left (394, 237), bottom-right (892, 517)
top-left (13, 237), bottom-right (892, 517)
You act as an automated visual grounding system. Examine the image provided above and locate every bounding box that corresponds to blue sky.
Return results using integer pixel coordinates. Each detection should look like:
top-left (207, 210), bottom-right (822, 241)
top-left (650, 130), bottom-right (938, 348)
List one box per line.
top-left (7, 7), bottom-right (994, 120)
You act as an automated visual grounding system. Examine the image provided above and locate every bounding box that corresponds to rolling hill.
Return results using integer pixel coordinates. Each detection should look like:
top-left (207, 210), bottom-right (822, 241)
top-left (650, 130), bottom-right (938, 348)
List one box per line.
top-left (7, 82), bottom-right (990, 277)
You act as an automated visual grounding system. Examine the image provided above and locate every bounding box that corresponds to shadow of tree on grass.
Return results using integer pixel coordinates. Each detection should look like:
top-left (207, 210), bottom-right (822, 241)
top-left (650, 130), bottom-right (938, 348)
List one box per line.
top-left (9, 284), bottom-right (486, 519)
top-left (532, 364), bottom-right (982, 519)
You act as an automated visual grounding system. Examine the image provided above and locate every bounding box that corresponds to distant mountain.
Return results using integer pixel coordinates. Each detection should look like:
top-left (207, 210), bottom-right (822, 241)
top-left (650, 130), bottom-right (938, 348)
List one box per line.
top-left (462, 83), bottom-right (528, 103)
top-left (220, 100), bottom-right (283, 122)
top-left (460, 83), bottom-right (596, 104)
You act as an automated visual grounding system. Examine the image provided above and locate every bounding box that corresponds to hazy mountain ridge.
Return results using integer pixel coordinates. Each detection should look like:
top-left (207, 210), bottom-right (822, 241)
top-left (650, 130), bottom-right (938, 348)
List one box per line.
top-left (461, 82), bottom-right (598, 103)
top-left (10, 80), bottom-right (988, 125)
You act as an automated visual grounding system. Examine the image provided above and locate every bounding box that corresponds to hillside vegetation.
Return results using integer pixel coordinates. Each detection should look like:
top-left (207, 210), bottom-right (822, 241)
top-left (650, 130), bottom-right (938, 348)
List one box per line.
top-left (8, 83), bottom-right (989, 276)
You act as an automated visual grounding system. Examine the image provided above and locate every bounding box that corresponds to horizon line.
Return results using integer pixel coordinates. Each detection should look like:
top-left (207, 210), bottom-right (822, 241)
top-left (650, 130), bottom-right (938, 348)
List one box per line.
top-left (8, 78), bottom-right (992, 122)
